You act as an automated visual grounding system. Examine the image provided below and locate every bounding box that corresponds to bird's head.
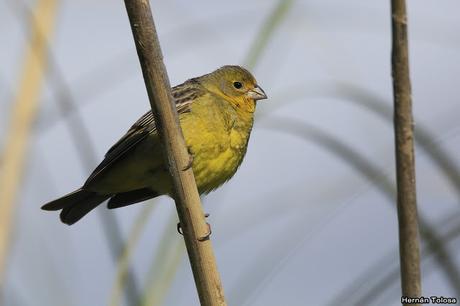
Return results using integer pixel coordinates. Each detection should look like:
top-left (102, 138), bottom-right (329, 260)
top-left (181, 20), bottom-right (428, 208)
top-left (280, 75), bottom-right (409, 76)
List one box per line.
top-left (200, 65), bottom-right (267, 113)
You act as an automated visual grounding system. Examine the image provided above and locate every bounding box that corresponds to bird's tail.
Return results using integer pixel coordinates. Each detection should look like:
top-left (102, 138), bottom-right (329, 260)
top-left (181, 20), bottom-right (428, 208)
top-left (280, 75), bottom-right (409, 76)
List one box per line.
top-left (41, 189), bottom-right (110, 225)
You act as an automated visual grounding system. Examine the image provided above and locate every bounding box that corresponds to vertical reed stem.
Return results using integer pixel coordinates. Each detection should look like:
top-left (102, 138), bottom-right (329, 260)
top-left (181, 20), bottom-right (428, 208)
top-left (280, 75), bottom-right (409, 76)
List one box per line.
top-left (123, 1), bottom-right (226, 305)
top-left (391, 0), bottom-right (422, 303)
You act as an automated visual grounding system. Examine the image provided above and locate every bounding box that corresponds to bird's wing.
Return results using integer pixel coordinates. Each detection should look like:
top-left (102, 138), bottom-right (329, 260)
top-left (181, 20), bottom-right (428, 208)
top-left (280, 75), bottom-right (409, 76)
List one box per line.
top-left (84, 80), bottom-right (204, 186)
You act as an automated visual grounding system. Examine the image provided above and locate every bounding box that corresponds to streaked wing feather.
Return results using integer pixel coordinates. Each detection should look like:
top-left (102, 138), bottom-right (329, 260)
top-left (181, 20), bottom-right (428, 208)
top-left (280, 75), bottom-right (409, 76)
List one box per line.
top-left (84, 80), bottom-right (203, 186)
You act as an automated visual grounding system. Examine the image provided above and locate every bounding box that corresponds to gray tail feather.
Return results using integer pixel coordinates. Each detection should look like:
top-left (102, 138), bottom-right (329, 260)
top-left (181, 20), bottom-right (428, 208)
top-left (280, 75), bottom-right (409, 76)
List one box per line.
top-left (107, 188), bottom-right (158, 209)
top-left (41, 189), bottom-right (109, 225)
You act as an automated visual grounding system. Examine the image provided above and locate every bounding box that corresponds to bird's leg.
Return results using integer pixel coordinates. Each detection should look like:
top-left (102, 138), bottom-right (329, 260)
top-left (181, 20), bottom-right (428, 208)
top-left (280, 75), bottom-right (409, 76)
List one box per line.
top-left (176, 213), bottom-right (212, 241)
top-left (181, 147), bottom-right (194, 171)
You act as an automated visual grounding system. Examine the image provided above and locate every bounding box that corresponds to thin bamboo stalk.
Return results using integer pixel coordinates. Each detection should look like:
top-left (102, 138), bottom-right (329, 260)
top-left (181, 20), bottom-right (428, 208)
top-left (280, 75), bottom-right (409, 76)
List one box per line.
top-left (0, 0), bottom-right (58, 289)
top-left (391, 0), bottom-right (422, 301)
top-left (123, 1), bottom-right (226, 305)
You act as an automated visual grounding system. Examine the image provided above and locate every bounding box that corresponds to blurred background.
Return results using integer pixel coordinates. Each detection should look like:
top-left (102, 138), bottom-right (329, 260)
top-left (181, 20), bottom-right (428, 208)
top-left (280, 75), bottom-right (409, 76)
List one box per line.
top-left (1, 0), bottom-right (459, 305)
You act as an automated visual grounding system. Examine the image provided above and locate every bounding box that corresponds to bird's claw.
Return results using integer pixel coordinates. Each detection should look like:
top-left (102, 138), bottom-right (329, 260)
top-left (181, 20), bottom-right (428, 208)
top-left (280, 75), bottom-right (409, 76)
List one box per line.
top-left (182, 148), bottom-right (194, 171)
top-left (197, 222), bottom-right (212, 241)
top-left (177, 222), bottom-right (184, 235)
top-left (177, 213), bottom-right (211, 241)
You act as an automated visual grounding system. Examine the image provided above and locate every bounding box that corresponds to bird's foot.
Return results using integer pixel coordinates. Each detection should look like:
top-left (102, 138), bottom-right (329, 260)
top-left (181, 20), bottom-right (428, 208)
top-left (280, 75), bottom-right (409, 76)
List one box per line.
top-left (181, 148), bottom-right (194, 171)
top-left (197, 222), bottom-right (212, 241)
top-left (176, 213), bottom-right (211, 241)
top-left (176, 222), bottom-right (184, 235)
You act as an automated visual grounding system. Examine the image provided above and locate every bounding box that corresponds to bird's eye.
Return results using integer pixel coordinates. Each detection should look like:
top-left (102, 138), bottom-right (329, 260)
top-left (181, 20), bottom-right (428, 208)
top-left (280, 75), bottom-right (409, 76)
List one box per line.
top-left (233, 81), bottom-right (243, 89)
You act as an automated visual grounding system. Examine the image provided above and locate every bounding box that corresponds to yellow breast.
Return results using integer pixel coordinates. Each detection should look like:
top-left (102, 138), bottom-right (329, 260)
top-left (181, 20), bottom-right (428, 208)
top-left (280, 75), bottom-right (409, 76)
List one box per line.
top-left (180, 95), bottom-right (253, 194)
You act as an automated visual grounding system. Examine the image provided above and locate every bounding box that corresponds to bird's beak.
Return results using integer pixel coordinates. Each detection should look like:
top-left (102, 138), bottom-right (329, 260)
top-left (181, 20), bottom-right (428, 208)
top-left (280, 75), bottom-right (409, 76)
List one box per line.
top-left (247, 85), bottom-right (267, 101)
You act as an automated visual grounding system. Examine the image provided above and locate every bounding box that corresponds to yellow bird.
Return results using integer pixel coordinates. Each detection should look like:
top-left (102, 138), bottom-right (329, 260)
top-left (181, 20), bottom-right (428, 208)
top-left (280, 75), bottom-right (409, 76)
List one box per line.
top-left (42, 65), bottom-right (267, 225)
